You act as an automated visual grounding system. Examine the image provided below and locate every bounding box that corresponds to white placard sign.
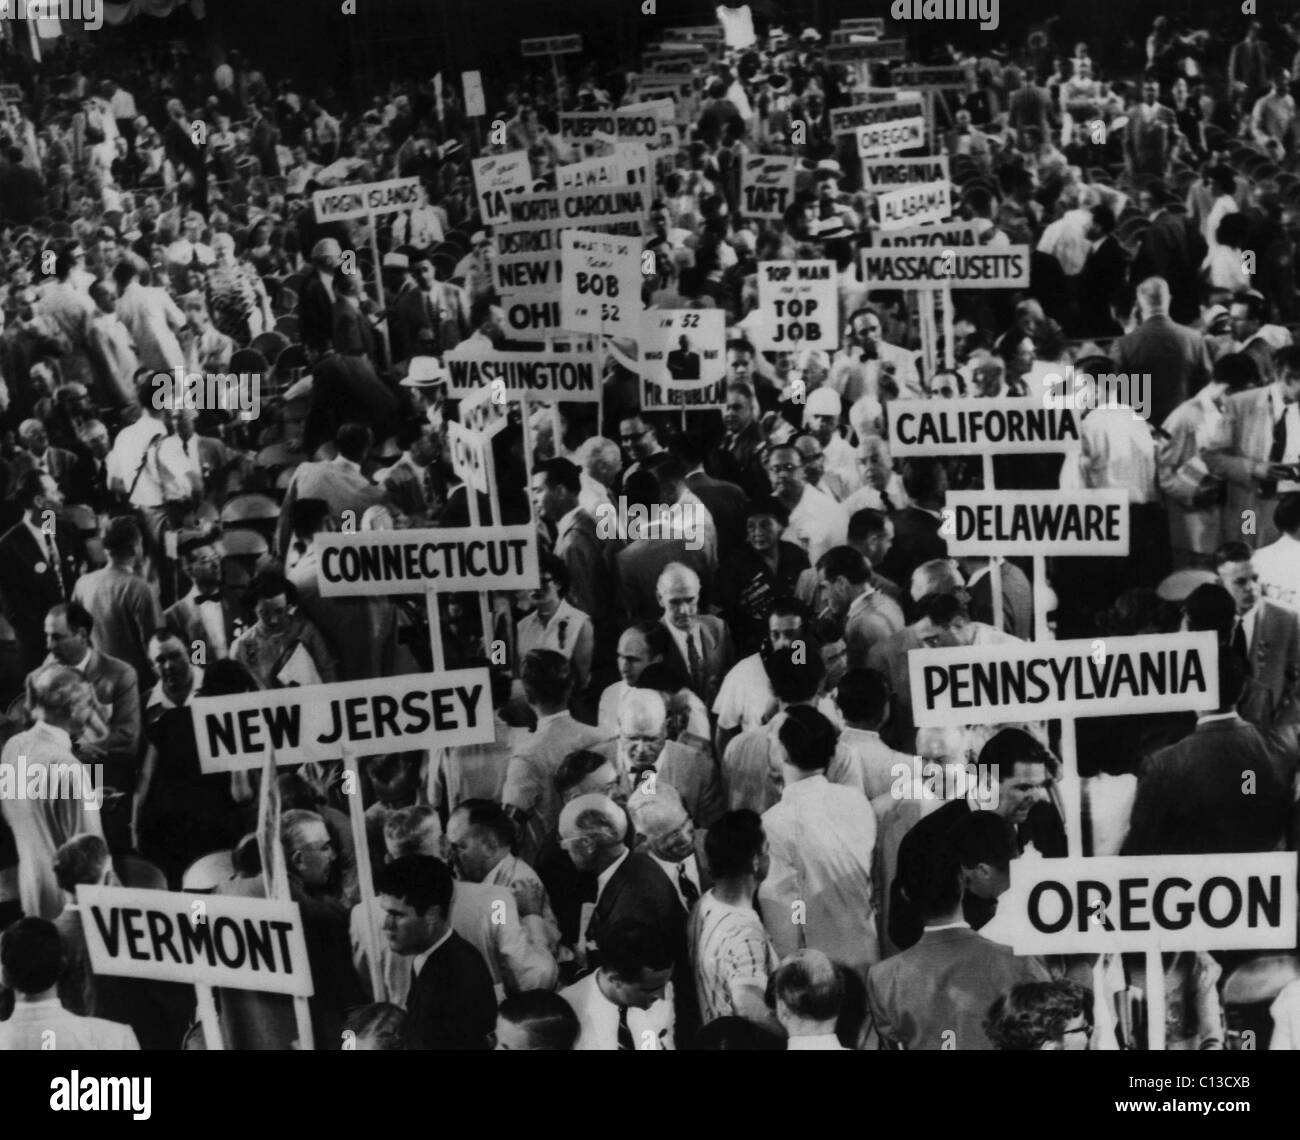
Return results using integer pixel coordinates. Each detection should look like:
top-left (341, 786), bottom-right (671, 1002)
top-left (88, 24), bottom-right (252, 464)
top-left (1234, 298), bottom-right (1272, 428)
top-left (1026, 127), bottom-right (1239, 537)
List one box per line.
top-left (861, 246), bottom-right (1031, 289)
top-left (78, 886), bottom-right (315, 996)
top-left (471, 153), bottom-right (532, 226)
top-left (447, 420), bottom-right (489, 495)
top-left (462, 70), bottom-right (486, 117)
top-left (861, 155), bottom-right (951, 191)
top-left (193, 669), bottom-right (495, 771)
top-left (942, 490), bottom-right (1131, 556)
top-left (315, 528), bottom-right (540, 595)
top-left (1006, 854), bottom-right (1298, 955)
top-left (560, 229), bottom-right (642, 338)
top-left (910, 632), bottom-right (1220, 728)
top-left (856, 117), bottom-right (926, 157)
top-left (876, 180), bottom-right (952, 231)
top-left (755, 260), bottom-right (838, 351)
top-left (638, 309), bottom-right (725, 386)
top-left (740, 155), bottom-right (799, 220)
top-left (444, 348), bottom-right (602, 402)
top-left (312, 178), bottom-right (422, 223)
top-left (887, 398), bottom-right (1082, 457)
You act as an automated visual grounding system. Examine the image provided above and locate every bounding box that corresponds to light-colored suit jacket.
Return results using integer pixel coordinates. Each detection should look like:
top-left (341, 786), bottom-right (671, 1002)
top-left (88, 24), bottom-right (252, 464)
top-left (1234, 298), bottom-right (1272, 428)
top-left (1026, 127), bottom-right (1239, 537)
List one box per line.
top-left (501, 712), bottom-right (608, 865)
top-left (866, 927), bottom-right (1050, 1050)
top-left (1239, 600), bottom-right (1300, 728)
top-left (276, 456), bottom-right (384, 555)
top-left (1206, 386), bottom-right (1288, 549)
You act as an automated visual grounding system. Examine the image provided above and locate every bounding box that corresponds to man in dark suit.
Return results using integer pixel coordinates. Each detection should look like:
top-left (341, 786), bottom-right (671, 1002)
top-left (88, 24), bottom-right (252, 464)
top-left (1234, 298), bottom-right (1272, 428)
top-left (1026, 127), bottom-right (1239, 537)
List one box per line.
top-left (163, 536), bottom-right (251, 662)
top-left (666, 335), bottom-right (701, 381)
top-left (68, 419), bottom-right (114, 513)
top-left (26, 601), bottom-right (140, 787)
top-left (377, 854), bottom-right (496, 1050)
top-left (0, 472), bottom-right (87, 677)
top-left (867, 839), bottom-right (1050, 1049)
top-left (560, 793), bottom-right (694, 1035)
top-left (879, 458), bottom-right (948, 592)
top-left (296, 238), bottom-right (340, 355)
top-left (8, 419), bottom-right (80, 499)
top-left (1130, 185), bottom-right (1205, 324)
top-left (331, 272), bottom-right (378, 360)
top-left (656, 561), bottom-right (734, 708)
top-left (1110, 275), bottom-right (1215, 428)
top-left (1075, 203), bottom-right (1127, 338)
top-left (676, 431), bottom-right (749, 553)
top-left (393, 250), bottom-right (470, 360)
top-left (1124, 650), bottom-right (1297, 855)
top-left (1215, 541), bottom-right (1300, 727)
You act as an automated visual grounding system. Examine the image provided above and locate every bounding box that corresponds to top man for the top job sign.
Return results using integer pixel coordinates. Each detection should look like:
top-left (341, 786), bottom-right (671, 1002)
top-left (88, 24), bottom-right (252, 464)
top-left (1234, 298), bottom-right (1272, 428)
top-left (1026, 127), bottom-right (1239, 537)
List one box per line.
top-left (754, 260), bottom-right (837, 351)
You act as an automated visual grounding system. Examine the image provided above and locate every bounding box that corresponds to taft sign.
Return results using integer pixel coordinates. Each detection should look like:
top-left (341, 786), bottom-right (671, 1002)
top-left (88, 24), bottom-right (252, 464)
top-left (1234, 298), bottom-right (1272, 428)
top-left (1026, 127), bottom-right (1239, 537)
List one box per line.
top-left (910, 632), bottom-right (1220, 728)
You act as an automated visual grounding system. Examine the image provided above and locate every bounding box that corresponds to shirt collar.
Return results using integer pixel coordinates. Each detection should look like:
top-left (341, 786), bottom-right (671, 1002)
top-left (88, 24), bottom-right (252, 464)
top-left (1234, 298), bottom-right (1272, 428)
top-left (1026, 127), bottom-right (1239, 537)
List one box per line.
top-left (24, 516), bottom-right (50, 549)
top-left (557, 505), bottom-right (584, 535)
top-left (148, 665), bottom-right (204, 710)
top-left (29, 720), bottom-right (73, 750)
top-left (333, 455), bottom-right (361, 474)
top-left (787, 1034), bottom-right (843, 1050)
top-left (411, 927), bottom-right (454, 976)
top-left (72, 649), bottom-right (93, 673)
top-left (596, 848), bottom-right (631, 901)
top-left (923, 920), bottom-right (971, 933)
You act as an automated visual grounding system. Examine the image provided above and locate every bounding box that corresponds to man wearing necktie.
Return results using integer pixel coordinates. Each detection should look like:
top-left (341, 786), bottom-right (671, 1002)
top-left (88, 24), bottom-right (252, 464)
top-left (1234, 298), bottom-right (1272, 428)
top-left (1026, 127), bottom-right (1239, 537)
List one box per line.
top-left (0, 472), bottom-right (87, 677)
top-left (559, 919), bottom-right (675, 1050)
top-left (1206, 347), bottom-right (1300, 550)
top-left (628, 783), bottom-right (705, 914)
top-left (163, 537), bottom-right (250, 662)
top-left (656, 562), bottom-right (734, 708)
top-left (1215, 541), bottom-right (1300, 727)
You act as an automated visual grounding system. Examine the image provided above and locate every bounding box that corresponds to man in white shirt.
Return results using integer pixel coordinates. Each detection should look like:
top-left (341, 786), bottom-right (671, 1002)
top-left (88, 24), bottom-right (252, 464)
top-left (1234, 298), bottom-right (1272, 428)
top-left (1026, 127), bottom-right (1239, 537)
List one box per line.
top-left (760, 706), bottom-right (879, 984)
top-left (773, 949), bottom-right (847, 1050)
top-left (804, 387), bottom-right (862, 501)
top-left (1254, 495), bottom-right (1300, 610)
top-left (560, 918), bottom-right (675, 1050)
top-left (828, 307), bottom-right (923, 404)
top-left (689, 809), bottom-right (782, 1030)
top-left (765, 441), bottom-right (847, 566)
top-left (0, 918), bottom-right (139, 1050)
top-left (1, 666), bottom-right (105, 921)
top-left (912, 591), bottom-right (1022, 652)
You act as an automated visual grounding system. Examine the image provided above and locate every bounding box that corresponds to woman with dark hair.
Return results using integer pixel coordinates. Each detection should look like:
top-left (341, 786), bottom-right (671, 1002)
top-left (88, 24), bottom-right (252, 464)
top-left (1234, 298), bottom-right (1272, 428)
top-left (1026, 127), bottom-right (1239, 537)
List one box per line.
top-left (985, 980), bottom-right (1094, 1049)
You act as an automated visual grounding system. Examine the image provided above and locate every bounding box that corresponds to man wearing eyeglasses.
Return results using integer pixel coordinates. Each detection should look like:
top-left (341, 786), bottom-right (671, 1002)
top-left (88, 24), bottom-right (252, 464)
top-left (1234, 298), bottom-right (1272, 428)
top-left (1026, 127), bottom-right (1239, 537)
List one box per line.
top-left (617, 412), bottom-right (665, 483)
top-left (765, 440), bottom-right (847, 567)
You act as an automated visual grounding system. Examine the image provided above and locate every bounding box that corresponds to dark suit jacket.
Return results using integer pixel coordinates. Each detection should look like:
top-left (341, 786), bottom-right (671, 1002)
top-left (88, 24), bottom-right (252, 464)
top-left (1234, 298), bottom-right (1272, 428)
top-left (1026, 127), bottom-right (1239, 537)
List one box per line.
top-left (403, 930), bottom-right (497, 1050)
top-left (879, 506), bottom-right (946, 593)
top-left (686, 471), bottom-right (748, 552)
top-left (666, 350), bottom-right (702, 380)
top-left (8, 447), bottom-right (79, 498)
top-left (1131, 209), bottom-right (1205, 321)
top-left (1238, 601), bottom-right (1300, 728)
top-left (1122, 718), bottom-right (1297, 856)
top-left (867, 926), bottom-right (1050, 1050)
top-left (1076, 235), bottom-right (1127, 337)
top-left (67, 453), bottom-right (113, 513)
top-left (25, 648), bottom-right (140, 766)
top-left (296, 272), bottom-right (336, 354)
top-left (332, 296), bottom-right (378, 359)
top-left (163, 589), bottom-right (252, 661)
top-left (301, 352), bottom-right (402, 459)
top-left (1110, 314), bottom-right (1214, 428)
top-left (660, 615), bottom-right (734, 708)
top-left (0, 522), bottom-right (87, 673)
top-left (589, 849), bottom-right (698, 1039)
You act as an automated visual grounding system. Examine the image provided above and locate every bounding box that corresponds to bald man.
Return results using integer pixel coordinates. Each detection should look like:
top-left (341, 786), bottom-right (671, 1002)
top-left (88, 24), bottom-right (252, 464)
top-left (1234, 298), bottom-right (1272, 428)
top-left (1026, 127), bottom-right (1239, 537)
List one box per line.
top-left (626, 783), bottom-right (710, 911)
top-left (657, 562), bottom-right (734, 707)
top-left (594, 688), bottom-right (723, 830)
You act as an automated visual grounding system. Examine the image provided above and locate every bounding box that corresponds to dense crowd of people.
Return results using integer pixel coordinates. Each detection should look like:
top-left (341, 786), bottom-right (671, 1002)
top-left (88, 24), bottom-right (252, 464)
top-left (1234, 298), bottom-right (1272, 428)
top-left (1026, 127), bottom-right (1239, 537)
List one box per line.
top-left (1, 4), bottom-right (1300, 1051)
